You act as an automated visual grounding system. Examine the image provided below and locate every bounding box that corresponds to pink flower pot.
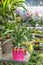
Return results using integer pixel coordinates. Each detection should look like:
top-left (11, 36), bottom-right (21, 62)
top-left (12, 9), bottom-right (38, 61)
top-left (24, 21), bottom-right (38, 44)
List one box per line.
top-left (12, 48), bottom-right (25, 61)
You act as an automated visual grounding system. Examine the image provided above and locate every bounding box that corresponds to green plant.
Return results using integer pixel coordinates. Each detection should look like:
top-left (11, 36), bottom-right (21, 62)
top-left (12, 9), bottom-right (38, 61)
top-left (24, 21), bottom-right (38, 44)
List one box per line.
top-left (0, 0), bottom-right (26, 23)
top-left (2, 22), bottom-right (32, 48)
top-left (0, 0), bottom-right (26, 34)
top-left (38, 20), bottom-right (43, 26)
top-left (0, 0), bottom-right (26, 38)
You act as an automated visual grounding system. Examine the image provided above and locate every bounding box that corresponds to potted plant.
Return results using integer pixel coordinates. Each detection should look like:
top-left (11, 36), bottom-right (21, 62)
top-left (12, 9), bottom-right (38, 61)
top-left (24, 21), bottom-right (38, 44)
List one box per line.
top-left (11, 22), bottom-right (29, 61)
top-left (1, 19), bottom-right (34, 60)
top-left (2, 21), bottom-right (32, 61)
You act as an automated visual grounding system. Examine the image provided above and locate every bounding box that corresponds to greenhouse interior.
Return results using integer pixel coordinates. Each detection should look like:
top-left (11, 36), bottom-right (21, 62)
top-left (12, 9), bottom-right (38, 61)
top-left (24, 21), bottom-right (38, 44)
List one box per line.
top-left (0, 0), bottom-right (43, 65)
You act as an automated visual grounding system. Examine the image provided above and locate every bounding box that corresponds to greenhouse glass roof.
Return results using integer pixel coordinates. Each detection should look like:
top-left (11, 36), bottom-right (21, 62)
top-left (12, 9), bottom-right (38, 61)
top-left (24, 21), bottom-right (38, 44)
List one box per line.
top-left (25, 0), bottom-right (43, 6)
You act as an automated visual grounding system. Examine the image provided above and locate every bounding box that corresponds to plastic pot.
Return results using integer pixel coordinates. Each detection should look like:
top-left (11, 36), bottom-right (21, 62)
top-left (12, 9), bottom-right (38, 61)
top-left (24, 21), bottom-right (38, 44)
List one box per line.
top-left (12, 48), bottom-right (25, 61)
